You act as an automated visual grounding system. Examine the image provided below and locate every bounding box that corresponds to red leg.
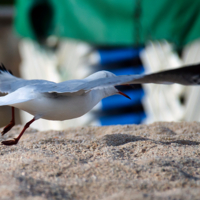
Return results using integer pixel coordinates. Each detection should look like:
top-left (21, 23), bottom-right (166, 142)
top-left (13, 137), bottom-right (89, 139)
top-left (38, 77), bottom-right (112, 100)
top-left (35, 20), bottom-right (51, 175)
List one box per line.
top-left (1, 118), bottom-right (35, 146)
top-left (2, 107), bottom-right (15, 135)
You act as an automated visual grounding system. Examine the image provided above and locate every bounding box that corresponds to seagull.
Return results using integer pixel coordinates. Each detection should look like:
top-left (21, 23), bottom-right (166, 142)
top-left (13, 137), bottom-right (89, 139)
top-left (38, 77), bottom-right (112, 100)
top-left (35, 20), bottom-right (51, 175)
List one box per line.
top-left (0, 63), bottom-right (200, 145)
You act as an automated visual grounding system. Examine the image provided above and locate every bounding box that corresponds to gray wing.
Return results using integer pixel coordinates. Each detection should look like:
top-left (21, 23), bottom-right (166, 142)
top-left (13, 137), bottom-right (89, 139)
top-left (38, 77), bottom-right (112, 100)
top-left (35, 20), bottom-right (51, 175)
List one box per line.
top-left (129, 63), bottom-right (200, 85)
top-left (37, 63), bottom-right (200, 95)
top-left (0, 65), bottom-right (25, 93)
top-left (0, 86), bottom-right (39, 106)
top-left (1, 63), bottom-right (200, 102)
top-left (33, 70), bottom-right (114, 95)
top-left (0, 78), bottom-right (87, 106)
top-left (0, 64), bottom-right (57, 94)
top-left (0, 63), bottom-right (87, 97)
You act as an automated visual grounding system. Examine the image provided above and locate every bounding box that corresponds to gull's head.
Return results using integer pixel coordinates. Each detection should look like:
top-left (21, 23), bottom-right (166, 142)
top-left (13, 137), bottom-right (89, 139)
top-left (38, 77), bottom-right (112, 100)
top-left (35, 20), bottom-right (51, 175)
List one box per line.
top-left (103, 86), bottom-right (131, 100)
top-left (101, 71), bottom-right (131, 99)
top-left (86, 70), bottom-right (131, 100)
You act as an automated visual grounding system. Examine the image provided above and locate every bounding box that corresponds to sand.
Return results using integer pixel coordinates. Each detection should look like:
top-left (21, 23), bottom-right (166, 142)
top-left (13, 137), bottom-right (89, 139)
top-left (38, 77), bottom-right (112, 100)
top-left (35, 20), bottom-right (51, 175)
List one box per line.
top-left (0, 121), bottom-right (200, 200)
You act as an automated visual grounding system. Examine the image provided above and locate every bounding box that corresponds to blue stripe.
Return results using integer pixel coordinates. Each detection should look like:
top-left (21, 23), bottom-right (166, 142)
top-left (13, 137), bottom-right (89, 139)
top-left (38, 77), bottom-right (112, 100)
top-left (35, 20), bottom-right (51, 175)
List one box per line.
top-left (101, 89), bottom-right (144, 110)
top-left (98, 48), bottom-right (143, 64)
top-left (100, 112), bottom-right (146, 126)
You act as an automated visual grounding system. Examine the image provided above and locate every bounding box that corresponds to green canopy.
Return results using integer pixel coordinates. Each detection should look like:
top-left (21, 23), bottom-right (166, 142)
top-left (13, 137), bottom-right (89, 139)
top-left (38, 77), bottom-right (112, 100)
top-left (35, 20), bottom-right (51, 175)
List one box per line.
top-left (14, 0), bottom-right (200, 47)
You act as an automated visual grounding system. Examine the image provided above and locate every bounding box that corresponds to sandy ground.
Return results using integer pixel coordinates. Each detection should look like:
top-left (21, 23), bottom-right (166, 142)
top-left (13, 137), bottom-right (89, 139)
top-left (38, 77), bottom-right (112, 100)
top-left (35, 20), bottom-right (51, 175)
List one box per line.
top-left (0, 122), bottom-right (200, 200)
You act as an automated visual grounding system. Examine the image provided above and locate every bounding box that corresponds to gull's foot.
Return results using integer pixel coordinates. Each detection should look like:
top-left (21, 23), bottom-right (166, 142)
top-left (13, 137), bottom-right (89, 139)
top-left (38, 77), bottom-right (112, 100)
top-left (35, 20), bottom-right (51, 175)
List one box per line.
top-left (1, 138), bottom-right (18, 146)
top-left (1, 122), bottom-right (15, 136)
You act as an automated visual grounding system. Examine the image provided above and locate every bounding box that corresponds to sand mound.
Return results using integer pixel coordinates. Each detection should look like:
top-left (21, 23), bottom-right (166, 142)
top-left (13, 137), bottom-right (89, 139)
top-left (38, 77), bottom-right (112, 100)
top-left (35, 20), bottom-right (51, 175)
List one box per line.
top-left (0, 122), bottom-right (200, 200)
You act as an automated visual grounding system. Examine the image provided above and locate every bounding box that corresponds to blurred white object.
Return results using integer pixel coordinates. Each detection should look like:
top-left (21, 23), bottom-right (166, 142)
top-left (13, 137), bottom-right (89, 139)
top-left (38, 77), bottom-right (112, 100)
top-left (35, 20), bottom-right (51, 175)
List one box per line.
top-left (182, 39), bottom-right (200, 121)
top-left (140, 41), bottom-right (185, 123)
top-left (18, 39), bottom-right (96, 131)
top-left (141, 40), bottom-right (200, 123)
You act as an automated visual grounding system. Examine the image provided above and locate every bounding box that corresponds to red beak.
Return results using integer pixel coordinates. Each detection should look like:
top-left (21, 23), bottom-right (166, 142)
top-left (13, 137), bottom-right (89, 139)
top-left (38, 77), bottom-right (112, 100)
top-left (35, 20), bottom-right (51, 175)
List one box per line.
top-left (118, 90), bottom-right (131, 100)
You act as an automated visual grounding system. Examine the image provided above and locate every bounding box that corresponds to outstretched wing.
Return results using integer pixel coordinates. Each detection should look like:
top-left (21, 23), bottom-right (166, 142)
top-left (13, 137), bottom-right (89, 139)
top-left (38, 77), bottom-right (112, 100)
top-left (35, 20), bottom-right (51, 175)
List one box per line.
top-left (0, 86), bottom-right (39, 106)
top-left (0, 63), bottom-right (200, 106)
top-left (37, 63), bottom-right (200, 95)
top-left (0, 64), bottom-right (25, 93)
top-left (0, 63), bottom-right (57, 94)
top-left (129, 63), bottom-right (200, 85)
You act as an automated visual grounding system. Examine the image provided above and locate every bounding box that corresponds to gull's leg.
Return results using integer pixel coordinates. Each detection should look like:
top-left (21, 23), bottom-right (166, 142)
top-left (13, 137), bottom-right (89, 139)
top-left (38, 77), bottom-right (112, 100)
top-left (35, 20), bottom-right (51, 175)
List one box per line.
top-left (2, 107), bottom-right (15, 135)
top-left (1, 118), bottom-right (35, 146)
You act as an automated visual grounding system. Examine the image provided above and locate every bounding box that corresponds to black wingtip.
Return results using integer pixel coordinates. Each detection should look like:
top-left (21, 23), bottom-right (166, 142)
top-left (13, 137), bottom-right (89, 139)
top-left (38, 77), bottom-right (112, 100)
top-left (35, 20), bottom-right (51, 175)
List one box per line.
top-left (0, 63), bottom-right (13, 75)
top-left (8, 69), bottom-right (13, 75)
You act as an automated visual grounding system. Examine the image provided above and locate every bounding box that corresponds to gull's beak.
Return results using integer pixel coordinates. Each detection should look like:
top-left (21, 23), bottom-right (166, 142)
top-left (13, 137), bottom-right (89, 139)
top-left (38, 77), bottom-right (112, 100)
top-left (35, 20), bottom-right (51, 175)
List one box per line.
top-left (118, 90), bottom-right (131, 100)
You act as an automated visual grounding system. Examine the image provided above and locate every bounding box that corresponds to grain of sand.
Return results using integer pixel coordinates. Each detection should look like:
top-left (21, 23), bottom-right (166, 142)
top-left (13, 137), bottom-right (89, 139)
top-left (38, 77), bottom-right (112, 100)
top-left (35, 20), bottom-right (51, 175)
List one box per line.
top-left (0, 121), bottom-right (200, 200)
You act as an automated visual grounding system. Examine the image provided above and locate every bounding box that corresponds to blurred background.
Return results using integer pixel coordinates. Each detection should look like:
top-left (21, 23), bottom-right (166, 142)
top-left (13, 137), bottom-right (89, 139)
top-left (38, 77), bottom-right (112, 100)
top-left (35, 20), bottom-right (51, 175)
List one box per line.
top-left (1, 0), bottom-right (200, 130)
